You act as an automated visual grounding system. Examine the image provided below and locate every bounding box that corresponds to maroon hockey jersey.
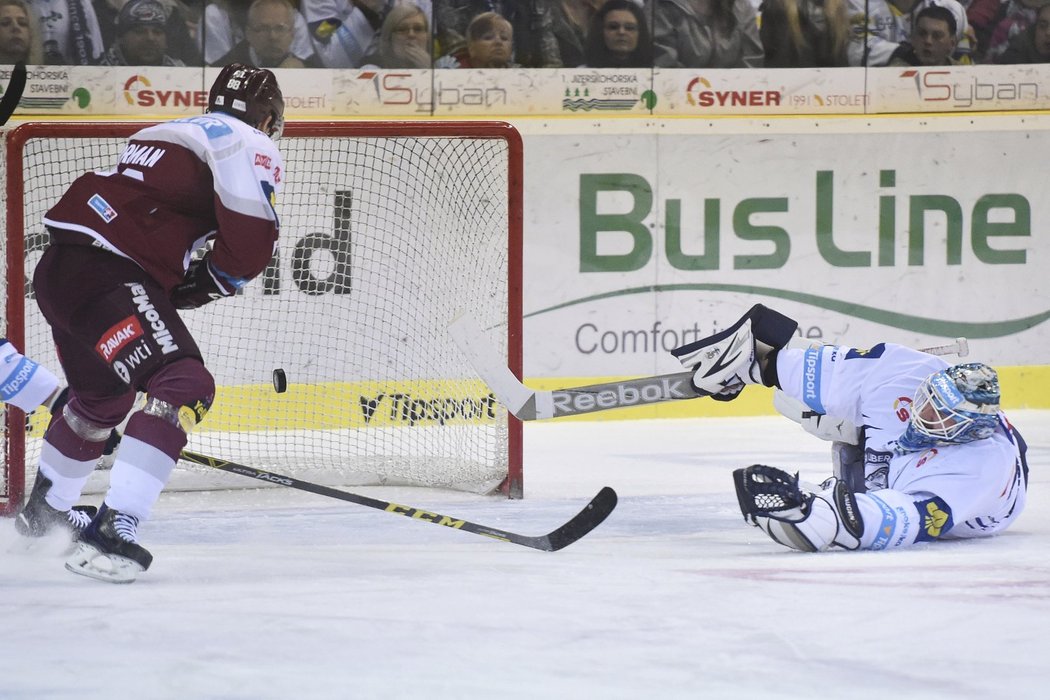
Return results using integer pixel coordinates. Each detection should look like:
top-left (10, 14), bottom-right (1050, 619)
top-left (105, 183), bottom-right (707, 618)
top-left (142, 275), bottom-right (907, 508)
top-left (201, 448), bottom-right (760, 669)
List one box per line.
top-left (44, 112), bottom-right (283, 294)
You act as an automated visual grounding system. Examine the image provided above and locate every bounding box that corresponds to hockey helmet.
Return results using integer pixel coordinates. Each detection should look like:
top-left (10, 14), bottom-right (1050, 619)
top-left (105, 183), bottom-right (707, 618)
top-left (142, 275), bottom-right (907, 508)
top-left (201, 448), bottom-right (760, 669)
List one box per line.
top-left (207, 63), bottom-right (285, 140)
top-left (898, 362), bottom-right (1000, 451)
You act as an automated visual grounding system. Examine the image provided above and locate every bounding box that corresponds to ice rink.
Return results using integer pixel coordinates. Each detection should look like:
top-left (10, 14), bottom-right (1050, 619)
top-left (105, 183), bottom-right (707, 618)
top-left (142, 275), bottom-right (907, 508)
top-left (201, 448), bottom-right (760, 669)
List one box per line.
top-left (3, 412), bottom-right (1048, 699)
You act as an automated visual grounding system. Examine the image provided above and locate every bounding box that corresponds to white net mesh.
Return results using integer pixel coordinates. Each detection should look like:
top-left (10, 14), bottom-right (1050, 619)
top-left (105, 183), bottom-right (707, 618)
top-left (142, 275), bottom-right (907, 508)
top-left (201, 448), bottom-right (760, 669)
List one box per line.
top-left (1, 122), bottom-right (521, 511)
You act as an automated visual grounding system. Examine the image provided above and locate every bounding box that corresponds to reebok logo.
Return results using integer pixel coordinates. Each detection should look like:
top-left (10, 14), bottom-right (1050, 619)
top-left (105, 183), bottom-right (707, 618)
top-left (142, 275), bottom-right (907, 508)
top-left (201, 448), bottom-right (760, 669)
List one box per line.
top-left (551, 377), bottom-right (691, 416)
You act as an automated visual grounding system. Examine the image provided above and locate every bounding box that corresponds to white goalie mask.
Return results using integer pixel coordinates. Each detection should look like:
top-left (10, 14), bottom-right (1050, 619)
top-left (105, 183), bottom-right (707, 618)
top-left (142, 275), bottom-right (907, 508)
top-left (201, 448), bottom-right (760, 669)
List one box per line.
top-left (897, 363), bottom-right (1000, 452)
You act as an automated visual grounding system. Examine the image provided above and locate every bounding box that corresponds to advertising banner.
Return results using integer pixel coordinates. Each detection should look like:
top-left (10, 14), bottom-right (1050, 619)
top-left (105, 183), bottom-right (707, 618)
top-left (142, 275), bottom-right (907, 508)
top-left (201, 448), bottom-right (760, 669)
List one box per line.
top-left (6, 65), bottom-right (1050, 118)
top-left (518, 120), bottom-right (1049, 380)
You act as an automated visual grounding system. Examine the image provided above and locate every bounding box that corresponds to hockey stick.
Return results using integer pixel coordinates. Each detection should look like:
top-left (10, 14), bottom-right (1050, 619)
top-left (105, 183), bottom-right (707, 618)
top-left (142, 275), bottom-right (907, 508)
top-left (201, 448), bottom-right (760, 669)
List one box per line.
top-left (448, 313), bottom-right (968, 421)
top-left (0, 62), bottom-right (27, 126)
top-left (179, 450), bottom-right (617, 552)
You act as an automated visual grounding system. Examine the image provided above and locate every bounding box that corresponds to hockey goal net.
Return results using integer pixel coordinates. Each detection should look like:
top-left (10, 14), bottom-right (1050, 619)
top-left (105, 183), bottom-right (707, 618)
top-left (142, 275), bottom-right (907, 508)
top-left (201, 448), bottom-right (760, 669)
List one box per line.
top-left (1, 121), bottom-right (523, 516)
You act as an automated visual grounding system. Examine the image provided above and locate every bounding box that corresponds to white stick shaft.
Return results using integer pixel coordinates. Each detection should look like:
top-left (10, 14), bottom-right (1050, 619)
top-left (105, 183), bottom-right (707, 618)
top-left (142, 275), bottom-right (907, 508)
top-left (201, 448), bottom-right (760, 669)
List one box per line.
top-left (450, 313), bottom-right (968, 421)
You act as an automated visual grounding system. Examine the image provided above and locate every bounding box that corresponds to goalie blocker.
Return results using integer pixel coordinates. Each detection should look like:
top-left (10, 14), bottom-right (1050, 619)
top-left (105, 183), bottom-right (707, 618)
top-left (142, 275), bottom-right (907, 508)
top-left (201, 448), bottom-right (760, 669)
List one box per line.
top-left (670, 304), bottom-right (797, 401)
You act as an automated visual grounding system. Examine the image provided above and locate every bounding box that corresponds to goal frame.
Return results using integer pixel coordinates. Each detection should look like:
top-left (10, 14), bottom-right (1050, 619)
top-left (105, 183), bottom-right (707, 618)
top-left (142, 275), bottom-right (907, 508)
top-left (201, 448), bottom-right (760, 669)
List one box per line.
top-left (2, 120), bottom-right (524, 515)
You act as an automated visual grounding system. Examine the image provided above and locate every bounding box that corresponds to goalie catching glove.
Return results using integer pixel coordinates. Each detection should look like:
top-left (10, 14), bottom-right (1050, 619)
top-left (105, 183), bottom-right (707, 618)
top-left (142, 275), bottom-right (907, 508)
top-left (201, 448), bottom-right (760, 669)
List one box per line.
top-left (671, 304), bottom-right (798, 401)
top-left (170, 255), bottom-right (241, 309)
top-left (732, 465), bottom-right (864, 552)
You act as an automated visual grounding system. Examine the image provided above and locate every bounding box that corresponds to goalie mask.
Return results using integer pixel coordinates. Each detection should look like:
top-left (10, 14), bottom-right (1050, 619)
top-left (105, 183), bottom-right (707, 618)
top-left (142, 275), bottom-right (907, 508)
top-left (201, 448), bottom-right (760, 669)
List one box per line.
top-left (897, 363), bottom-right (1000, 452)
top-left (207, 63), bottom-right (285, 140)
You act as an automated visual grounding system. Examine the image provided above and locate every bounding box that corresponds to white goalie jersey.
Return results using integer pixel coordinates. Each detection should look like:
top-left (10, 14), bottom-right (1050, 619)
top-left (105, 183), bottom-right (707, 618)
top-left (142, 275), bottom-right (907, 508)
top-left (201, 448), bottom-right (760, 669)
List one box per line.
top-left (774, 343), bottom-right (1029, 549)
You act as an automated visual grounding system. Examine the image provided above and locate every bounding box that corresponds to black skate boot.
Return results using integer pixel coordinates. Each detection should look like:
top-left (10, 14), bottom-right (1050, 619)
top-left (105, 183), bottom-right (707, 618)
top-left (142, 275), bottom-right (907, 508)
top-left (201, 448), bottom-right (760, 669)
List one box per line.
top-left (65, 504), bottom-right (153, 584)
top-left (14, 472), bottom-right (97, 538)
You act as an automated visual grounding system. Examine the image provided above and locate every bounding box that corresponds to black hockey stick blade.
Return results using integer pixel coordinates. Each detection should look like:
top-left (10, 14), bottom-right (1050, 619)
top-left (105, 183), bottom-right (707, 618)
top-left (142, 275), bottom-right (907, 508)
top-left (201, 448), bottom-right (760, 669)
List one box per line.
top-left (180, 450), bottom-right (617, 552)
top-left (0, 62), bottom-right (27, 126)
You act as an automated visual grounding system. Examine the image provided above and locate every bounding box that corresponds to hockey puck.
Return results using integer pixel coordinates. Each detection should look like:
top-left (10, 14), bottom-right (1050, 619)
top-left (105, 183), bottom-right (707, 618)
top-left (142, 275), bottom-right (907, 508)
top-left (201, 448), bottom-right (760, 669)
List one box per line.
top-left (272, 368), bottom-right (287, 393)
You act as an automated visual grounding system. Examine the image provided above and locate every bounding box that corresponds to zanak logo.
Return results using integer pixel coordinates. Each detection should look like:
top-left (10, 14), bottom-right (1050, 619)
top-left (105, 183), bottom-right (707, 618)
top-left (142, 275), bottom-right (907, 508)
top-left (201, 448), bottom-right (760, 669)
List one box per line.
top-left (686, 77), bottom-right (781, 108)
top-left (123, 74), bottom-right (207, 108)
top-left (899, 69), bottom-right (1038, 108)
top-left (551, 377), bottom-right (691, 416)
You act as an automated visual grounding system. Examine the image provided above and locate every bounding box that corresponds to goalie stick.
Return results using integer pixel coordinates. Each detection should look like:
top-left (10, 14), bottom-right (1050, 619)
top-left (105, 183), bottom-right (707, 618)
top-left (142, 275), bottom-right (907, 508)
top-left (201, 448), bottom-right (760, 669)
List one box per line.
top-left (0, 62), bottom-right (27, 126)
top-left (179, 450), bottom-right (616, 552)
top-left (448, 313), bottom-right (969, 421)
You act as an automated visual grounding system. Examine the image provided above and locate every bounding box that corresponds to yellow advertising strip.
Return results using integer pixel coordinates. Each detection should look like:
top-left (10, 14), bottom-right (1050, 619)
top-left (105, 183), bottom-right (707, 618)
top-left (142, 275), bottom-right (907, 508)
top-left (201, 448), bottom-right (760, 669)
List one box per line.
top-left (201, 380), bottom-right (500, 432)
top-left (526, 364), bottom-right (1050, 422)
top-left (23, 366), bottom-right (1046, 436)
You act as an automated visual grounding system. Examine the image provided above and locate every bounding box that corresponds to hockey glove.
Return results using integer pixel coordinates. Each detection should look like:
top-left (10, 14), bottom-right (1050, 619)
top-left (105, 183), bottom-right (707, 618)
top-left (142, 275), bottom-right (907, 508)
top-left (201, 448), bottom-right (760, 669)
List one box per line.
top-left (170, 255), bottom-right (235, 310)
top-left (733, 465), bottom-right (863, 552)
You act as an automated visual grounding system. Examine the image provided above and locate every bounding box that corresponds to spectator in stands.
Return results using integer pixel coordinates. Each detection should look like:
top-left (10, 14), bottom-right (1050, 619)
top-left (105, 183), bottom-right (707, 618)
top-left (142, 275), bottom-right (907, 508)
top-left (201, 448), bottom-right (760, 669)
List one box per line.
top-left (95, 0), bottom-right (202, 66)
top-left (998, 0), bottom-right (1050, 60)
top-left (846, 0), bottom-right (974, 65)
top-left (759, 0), bottom-right (850, 66)
top-left (582, 0), bottom-right (652, 67)
top-left (435, 9), bottom-right (514, 66)
top-left (434, 0), bottom-right (559, 66)
top-left (98, 0), bottom-right (185, 64)
top-left (214, 0), bottom-right (322, 66)
top-left (361, 1), bottom-right (431, 67)
top-left (0, 0), bottom-right (44, 63)
top-left (968, 0), bottom-right (1049, 63)
top-left (889, 4), bottom-right (960, 63)
top-left (548, 0), bottom-right (605, 67)
top-left (647, 0), bottom-right (764, 67)
top-left (301, 0), bottom-right (432, 67)
top-left (28, 0), bottom-right (104, 63)
top-left (204, 0), bottom-right (317, 67)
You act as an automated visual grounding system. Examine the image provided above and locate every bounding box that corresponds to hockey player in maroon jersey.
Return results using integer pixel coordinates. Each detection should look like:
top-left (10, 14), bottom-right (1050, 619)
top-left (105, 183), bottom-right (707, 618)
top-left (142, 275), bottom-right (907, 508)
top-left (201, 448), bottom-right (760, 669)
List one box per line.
top-left (14, 63), bottom-right (285, 583)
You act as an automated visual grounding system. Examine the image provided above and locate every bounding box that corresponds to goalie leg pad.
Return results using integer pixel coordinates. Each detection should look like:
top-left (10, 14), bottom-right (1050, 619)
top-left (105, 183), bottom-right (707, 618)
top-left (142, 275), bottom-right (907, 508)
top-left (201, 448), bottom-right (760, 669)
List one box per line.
top-left (0, 339), bottom-right (60, 412)
top-left (733, 465), bottom-right (863, 552)
top-left (672, 305), bottom-right (798, 400)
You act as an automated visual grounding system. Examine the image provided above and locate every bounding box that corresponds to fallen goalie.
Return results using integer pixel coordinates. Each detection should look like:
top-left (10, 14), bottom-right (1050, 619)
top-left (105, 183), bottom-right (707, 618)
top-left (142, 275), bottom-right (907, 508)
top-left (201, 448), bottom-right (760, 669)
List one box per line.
top-left (671, 305), bottom-right (1030, 552)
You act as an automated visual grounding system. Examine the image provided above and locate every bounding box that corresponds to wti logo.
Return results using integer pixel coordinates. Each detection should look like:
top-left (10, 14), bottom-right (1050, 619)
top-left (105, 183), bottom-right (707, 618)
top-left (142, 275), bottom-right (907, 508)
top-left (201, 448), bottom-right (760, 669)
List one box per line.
top-left (124, 75), bottom-right (208, 108)
top-left (686, 76), bottom-right (781, 108)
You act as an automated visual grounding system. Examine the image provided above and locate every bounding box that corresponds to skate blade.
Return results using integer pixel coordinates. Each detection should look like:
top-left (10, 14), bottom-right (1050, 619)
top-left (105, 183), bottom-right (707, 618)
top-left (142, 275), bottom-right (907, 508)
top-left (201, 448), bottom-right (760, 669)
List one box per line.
top-left (65, 542), bottom-right (144, 584)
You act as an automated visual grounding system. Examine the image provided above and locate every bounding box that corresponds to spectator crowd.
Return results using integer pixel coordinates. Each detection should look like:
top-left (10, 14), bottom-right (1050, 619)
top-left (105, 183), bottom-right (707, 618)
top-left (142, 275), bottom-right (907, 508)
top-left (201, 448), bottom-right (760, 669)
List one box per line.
top-left (3, 0), bottom-right (1050, 69)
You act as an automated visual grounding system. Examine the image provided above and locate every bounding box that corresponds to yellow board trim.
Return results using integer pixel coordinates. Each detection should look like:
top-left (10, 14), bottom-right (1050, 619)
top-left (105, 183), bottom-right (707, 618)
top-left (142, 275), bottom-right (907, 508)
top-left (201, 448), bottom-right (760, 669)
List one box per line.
top-left (24, 366), bottom-right (1047, 435)
top-left (525, 365), bottom-right (1050, 421)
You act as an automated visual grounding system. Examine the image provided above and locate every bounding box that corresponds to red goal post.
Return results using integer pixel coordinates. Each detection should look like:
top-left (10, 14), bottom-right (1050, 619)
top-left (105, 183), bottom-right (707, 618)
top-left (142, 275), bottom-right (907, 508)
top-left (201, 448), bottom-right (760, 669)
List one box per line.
top-left (2, 120), bottom-right (523, 515)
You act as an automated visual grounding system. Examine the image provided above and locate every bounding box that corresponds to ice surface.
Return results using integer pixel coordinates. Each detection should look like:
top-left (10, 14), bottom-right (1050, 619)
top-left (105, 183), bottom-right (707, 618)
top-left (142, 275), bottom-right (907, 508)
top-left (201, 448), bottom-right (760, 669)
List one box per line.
top-left (2, 412), bottom-right (1048, 699)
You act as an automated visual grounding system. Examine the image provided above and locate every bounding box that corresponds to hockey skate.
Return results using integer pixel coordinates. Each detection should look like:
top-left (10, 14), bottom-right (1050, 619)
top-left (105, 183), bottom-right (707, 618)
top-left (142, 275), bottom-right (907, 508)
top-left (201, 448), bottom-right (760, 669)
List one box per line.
top-left (66, 504), bottom-right (153, 584)
top-left (14, 471), bottom-right (97, 539)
